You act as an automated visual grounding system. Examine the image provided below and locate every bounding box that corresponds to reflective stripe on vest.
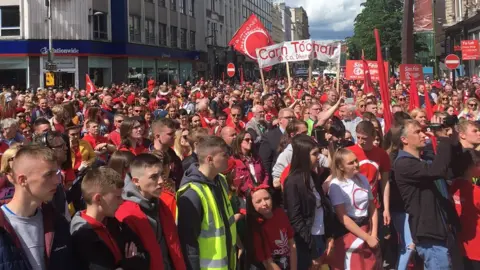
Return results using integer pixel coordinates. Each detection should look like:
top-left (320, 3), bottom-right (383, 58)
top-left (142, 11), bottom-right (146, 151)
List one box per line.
top-left (177, 175), bottom-right (237, 270)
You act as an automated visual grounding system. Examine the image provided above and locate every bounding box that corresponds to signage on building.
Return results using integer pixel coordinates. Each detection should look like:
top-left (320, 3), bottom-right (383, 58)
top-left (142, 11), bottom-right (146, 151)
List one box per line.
top-left (460, 40), bottom-right (480, 60)
top-left (399, 64), bottom-right (424, 83)
top-left (40, 47), bottom-right (80, 55)
top-left (227, 63), bottom-right (235, 77)
top-left (344, 60), bottom-right (389, 81)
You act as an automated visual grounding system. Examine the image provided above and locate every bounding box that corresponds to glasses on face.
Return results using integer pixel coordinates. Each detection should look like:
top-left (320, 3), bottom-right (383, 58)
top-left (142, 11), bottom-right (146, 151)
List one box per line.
top-left (359, 104), bottom-right (365, 108)
top-left (469, 103), bottom-right (477, 107)
top-left (231, 114), bottom-right (241, 118)
top-left (133, 125), bottom-right (143, 130)
top-left (115, 119), bottom-right (124, 123)
top-left (134, 110), bottom-right (142, 113)
top-left (243, 138), bottom-right (252, 143)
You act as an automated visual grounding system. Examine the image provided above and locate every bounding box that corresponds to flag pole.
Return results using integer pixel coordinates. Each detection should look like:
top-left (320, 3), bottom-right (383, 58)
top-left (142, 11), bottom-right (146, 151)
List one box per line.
top-left (286, 61), bottom-right (291, 86)
top-left (336, 43), bottom-right (342, 93)
top-left (260, 67), bottom-right (267, 93)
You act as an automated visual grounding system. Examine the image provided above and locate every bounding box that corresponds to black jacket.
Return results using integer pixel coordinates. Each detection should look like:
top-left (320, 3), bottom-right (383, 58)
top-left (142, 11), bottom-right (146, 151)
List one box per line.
top-left (70, 213), bottom-right (149, 270)
top-left (0, 203), bottom-right (76, 270)
top-left (283, 171), bottom-right (334, 258)
top-left (394, 137), bottom-right (460, 243)
top-left (258, 127), bottom-right (283, 178)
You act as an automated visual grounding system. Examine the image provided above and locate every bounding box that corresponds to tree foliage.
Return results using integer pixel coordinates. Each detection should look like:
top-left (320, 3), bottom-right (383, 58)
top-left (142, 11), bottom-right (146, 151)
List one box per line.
top-left (346, 0), bottom-right (428, 66)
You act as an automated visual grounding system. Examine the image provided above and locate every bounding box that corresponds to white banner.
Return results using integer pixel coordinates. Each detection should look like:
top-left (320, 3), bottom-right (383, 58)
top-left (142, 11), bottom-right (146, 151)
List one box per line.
top-left (256, 40), bottom-right (341, 68)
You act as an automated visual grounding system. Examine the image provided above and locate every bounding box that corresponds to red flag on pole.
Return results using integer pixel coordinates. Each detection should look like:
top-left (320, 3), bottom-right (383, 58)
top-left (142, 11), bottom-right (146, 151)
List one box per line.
top-left (86, 74), bottom-right (96, 95)
top-left (408, 76), bottom-right (420, 111)
top-left (423, 85), bottom-right (437, 152)
top-left (228, 14), bottom-right (273, 71)
top-left (361, 56), bottom-right (374, 94)
top-left (374, 29), bottom-right (392, 133)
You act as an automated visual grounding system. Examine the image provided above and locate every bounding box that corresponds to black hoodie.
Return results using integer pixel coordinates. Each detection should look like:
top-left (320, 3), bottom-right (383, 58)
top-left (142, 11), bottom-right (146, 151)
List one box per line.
top-left (177, 164), bottom-right (234, 270)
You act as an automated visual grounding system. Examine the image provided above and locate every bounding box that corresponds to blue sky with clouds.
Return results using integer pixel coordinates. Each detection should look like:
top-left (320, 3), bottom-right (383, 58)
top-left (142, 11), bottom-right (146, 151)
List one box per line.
top-left (285, 0), bottom-right (364, 41)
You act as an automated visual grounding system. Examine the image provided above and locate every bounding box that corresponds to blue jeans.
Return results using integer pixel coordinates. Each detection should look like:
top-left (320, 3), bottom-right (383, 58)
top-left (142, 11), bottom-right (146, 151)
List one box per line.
top-left (312, 235), bottom-right (326, 259)
top-left (391, 212), bottom-right (415, 270)
top-left (416, 239), bottom-right (451, 270)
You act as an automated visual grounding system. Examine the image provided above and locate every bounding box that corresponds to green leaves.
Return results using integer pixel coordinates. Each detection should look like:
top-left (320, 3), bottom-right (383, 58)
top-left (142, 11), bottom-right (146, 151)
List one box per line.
top-left (347, 0), bottom-right (426, 66)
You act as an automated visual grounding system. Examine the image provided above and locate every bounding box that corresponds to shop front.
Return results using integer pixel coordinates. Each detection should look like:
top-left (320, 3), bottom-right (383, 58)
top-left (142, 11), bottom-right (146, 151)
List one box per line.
top-left (88, 57), bottom-right (112, 86)
top-left (0, 57), bottom-right (28, 89)
top-left (0, 39), bottom-right (203, 89)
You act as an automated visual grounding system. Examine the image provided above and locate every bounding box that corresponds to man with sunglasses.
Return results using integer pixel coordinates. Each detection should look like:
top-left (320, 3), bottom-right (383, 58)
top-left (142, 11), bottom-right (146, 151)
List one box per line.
top-left (226, 105), bottom-right (245, 133)
top-left (107, 114), bottom-right (124, 147)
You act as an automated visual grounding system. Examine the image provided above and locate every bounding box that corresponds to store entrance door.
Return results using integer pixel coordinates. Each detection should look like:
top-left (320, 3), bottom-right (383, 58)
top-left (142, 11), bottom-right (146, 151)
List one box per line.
top-left (44, 72), bottom-right (75, 88)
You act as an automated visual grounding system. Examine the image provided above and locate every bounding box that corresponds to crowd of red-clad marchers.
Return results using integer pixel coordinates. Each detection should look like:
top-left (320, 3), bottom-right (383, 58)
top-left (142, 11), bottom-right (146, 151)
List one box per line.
top-left (0, 75), bottom-right (478, 270)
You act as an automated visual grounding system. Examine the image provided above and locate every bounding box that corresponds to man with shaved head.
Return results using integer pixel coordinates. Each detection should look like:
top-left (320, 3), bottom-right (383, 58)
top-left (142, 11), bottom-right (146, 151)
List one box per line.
top-left (0, 145), bottom-right (75, 268)
top-left (221, 126), bottom-right (237, 146)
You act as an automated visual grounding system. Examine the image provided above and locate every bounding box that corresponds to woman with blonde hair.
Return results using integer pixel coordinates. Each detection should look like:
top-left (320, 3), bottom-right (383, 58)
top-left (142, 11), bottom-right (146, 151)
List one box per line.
top-left (173, 129), bottom-right (192, 160)
top-left (433, 93), bottom-right (450, 112)
top-left (327, 148), bottom-right (380, 269)
top-left (459, 97), bottom-right (480, 121)
top-left (0, 145), bottom-right (21, 204)
top-left (410, 108), bottom-right (428, 129)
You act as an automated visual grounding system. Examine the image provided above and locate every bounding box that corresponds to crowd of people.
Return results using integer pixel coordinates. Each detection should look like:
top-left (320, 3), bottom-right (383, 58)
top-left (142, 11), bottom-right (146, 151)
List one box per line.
top-left (0, 74), bottom-right (478, 270)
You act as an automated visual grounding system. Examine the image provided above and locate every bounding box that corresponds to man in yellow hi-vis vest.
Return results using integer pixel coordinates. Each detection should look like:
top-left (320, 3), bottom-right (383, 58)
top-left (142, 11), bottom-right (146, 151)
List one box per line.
top-left (177, 136), bottom-right (237, 270)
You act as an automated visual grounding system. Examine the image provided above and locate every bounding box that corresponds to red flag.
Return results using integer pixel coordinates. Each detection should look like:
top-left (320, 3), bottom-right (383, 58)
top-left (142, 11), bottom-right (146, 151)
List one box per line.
top-left (361, 56), bottom-right (374, 94)
top-left (408, 76), bottom-right (420, 111)
top-left (86, 74), bottom-right (96, 95)
top-left (423, 85), bottom-right (434, 120)
top-left (374, 29), bottom-right (392, 133)
top-left (229, 14), bottom-right (273, 71)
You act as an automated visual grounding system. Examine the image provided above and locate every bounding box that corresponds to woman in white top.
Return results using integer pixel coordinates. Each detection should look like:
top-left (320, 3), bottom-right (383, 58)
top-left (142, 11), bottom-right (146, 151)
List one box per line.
top-left (327, 148), bottom-right (380, 270)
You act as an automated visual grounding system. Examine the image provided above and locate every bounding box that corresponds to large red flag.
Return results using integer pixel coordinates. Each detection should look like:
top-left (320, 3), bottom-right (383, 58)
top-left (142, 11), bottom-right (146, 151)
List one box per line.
top-left (362, 56), bottom-right (374, 94)
top-left (86, 74), bottom-right (96, 95)
top-left (408, 76), bottom-right (420, 111)
top-left (423, 85), bottom-right (437, 152)
top-left (374, 29), bottom-right (392, 133)
top-left (228, 14), bottom-right (273, 71)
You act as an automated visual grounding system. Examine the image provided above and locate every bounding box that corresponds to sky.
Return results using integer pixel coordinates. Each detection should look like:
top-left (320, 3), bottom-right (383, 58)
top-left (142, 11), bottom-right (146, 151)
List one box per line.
top-left (285, 0), bottom-right (364, 41)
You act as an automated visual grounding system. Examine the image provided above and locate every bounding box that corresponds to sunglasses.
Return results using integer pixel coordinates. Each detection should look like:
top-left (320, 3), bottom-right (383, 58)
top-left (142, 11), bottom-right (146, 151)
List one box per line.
top-left (231, 114), bottom-right (241, 118)
top-left (243, 138), bottom-right (252, 143)
top-left (469, 103), bottom-right (477, 107)
top-left (134, 110), bottom-right (142, 113)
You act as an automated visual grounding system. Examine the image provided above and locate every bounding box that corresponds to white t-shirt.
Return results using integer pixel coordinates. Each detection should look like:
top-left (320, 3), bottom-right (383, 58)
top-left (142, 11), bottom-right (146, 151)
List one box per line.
top-left (310, 178), bottom-right (324, 235)
top-left (328, 174), bottom-right (373, 218)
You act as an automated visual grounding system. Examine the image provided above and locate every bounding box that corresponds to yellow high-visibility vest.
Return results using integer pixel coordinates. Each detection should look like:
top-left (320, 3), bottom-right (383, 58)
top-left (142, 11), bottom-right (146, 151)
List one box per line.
top-left (177, 175), bottom-right (237, 270)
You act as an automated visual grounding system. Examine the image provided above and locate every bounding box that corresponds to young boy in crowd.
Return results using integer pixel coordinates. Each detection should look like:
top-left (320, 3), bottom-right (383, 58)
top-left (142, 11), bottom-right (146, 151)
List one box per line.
top-left (70, 167), bottom-right (149, 270)
top-left (0, 145), bottom-right (75, 269)
top-left (116, 153), bottom-right (186, 270)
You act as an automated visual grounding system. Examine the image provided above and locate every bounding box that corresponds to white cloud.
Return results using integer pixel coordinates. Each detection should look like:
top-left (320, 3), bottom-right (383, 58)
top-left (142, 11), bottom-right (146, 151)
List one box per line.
top-left (285, 0), bottom-right (364, 38)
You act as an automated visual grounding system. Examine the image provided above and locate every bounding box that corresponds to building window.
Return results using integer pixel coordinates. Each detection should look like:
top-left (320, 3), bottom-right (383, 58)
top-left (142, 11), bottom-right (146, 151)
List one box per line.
top-left (179, 0), bottom-right (186, 14)
top-left (190, 30), bottom-right (196, 49)
top-left (145, 19), bottom-right (155, 44)
top-left (159, 23), bottom-right (167, 45)
top-left (180, 28), bottom-right (187, 49)
top-left (159, 0), bottom-right (166, 7)
top-left (145, 0), bottom-right (154, 2)
top-left (0, 6), bottom-right (20, 37)
top-left (170, 26), bottom-right (177, 47)
top-left (128, 15), bottom-right (141, 42)
top-left (189, 0), bottom-right (195, 16)
top-left (93, 11), bottom-right (108, 40)
top-left (171, 0), bottom-right (177, 11)
top-left (211, 0), bottom-right (215, 11)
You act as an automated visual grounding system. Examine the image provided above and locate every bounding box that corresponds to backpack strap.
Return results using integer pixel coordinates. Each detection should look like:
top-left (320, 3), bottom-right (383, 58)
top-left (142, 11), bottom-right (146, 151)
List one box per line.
top-left (0, 206), bottom-right (22, 249)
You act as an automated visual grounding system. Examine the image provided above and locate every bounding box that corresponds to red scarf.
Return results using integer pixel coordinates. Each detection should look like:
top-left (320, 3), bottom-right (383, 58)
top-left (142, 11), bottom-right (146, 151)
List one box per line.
top-left (80, 211), bottom-right (122, 264)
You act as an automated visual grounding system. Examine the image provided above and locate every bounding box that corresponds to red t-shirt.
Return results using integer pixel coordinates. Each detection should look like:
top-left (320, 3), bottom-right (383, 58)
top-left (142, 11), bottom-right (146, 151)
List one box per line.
top-left (72, 146), bottom-right (82, 171)
top-left (265, 107), bottom-right (278, 123)
top-left (253, 208), bottom-right (294, 264)
top-left (83, 133), bottom-right (108, 149)
top-left (347, 144), bottom-right (391, 208)
top-left (450, 178), bottom-right (480, 261)
top-left (118, 145), bottom-right (146, 156)
top-left (108, 130), bottom-right (121, 147)
top-left (54, 123), bottom-right (65, 134)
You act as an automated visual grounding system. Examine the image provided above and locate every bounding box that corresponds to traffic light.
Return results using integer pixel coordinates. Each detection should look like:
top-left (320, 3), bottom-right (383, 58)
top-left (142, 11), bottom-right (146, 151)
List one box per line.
top-left (45, 72), bottom-right (55, 87)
